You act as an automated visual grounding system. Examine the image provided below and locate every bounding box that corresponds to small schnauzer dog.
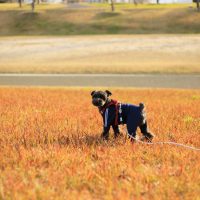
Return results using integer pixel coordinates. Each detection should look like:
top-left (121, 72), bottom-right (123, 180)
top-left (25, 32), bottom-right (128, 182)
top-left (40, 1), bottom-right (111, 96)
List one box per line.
top-left (91, 90), bottom-right (154, 142)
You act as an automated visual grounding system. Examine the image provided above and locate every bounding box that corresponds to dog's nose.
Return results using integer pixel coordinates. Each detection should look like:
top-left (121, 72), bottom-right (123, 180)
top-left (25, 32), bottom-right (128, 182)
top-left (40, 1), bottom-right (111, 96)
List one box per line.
top-left (97, 99), bottom-right (101, 104)
top-left (92, 98), bottom-right (100, 106)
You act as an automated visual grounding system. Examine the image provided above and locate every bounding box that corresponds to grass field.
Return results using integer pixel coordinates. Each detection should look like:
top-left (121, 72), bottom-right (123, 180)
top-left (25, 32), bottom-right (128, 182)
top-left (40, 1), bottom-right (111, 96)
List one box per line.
top-left (0, 87), bottom-right (200, 199)
top-left (0, 3), bottom-right (200, 35)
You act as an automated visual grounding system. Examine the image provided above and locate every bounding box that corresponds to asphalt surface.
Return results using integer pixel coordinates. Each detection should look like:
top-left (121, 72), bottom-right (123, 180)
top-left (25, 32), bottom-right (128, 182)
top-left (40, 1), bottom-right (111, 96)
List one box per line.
top-left (0, 74), bottom-right (199, 89)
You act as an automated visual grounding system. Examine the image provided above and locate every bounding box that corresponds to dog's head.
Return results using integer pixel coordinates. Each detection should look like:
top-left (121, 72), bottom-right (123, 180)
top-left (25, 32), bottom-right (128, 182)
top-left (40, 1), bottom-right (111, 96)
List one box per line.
top-left (91, 90), bottom-right (112, 107)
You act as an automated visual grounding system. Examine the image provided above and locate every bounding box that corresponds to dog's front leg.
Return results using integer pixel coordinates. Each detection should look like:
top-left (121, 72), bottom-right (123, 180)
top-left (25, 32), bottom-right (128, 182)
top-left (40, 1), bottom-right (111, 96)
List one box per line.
top-left (112, 125), bottom-right (121, 138)
top-left (101, 126), bottom-right (110, 140)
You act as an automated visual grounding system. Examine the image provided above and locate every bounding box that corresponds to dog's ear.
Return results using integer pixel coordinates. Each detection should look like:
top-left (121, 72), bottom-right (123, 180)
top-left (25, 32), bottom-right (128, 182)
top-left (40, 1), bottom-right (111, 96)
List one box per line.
top-left (105, 90), bottom-right (112, 97)
top-left (91, 90), bottom-right (96, 96)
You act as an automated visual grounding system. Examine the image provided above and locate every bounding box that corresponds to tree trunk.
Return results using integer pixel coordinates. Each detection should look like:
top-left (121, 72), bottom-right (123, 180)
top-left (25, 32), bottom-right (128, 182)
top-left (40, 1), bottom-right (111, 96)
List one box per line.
top-left (157, 0), bottom-right (159, 4)
top-left (31, 0), bottom-right (35, 12)
top-left (37, 0), bottom-right (40, 4)
top-left (19, 0), bottom-right (22, 8)
top-left (197, 0), bottom-right (200, 11)
top-left (110, 0), bottom-right (115, 12)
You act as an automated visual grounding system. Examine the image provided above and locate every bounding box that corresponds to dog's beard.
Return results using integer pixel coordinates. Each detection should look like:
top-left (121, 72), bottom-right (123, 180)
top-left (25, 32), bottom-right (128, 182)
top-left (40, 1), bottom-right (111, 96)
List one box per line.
top-left (92, 98), bottom-right (106, 107)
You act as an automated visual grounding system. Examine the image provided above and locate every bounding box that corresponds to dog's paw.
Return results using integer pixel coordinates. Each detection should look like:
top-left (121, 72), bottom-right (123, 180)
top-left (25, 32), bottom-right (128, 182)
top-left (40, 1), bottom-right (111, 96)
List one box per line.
top-left (128, 135), bottom-right (139, 143)
top-left (100, 133), bottom-right (109, 141)
top-left (140, 132), bottom-right (155, 143)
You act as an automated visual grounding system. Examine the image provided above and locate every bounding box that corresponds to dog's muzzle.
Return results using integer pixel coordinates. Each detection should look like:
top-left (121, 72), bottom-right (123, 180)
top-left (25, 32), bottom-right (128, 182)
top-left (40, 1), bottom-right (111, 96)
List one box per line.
top-left (92, 98), bottom-right (105, 107)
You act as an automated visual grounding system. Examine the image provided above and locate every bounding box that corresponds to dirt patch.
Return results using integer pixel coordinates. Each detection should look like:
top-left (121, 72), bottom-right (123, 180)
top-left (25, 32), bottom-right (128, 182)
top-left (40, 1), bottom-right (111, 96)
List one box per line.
top-left (0, 35), bottom-right (200, 74)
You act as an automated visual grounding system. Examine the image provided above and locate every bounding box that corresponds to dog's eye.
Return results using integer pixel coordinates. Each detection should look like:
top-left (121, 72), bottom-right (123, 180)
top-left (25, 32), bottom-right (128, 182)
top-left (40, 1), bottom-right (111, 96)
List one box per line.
top-left (99, 94), bottom-right (106, 100)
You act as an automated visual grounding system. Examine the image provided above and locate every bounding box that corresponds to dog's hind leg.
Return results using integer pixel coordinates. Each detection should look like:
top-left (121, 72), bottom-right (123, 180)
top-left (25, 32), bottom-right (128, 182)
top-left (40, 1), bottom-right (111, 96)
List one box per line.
top-left (139, 121), bottom-right (155, 142)
top-left (126, 120), bottom-right (138, 139)
top-left (138, 103), bottom-right (155, 142)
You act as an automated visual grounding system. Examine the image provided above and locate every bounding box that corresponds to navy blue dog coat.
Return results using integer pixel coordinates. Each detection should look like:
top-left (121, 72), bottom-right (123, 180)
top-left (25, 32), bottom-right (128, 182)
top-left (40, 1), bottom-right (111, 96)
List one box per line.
top-left (99, 99), bottom-right (148, 138)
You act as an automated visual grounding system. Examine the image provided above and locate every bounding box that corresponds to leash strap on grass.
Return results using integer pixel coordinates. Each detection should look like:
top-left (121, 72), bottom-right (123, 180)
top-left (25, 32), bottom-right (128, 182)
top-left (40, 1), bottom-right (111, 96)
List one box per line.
top-left (127, 133), bottom-right (200, 152)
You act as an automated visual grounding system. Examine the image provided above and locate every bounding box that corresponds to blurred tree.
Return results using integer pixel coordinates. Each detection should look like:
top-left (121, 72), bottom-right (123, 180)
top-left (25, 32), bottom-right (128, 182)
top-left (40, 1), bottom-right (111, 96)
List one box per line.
top-left (110, 0), bottom-right (115, 11)
top-left (133, 0), bottom-right (138, 5)
top-left (31, 0), bottom-right (35, 12)
top-left (193, 0), bottom-right (200, 11)
top-left (18, 0), bottom-right (22, 7)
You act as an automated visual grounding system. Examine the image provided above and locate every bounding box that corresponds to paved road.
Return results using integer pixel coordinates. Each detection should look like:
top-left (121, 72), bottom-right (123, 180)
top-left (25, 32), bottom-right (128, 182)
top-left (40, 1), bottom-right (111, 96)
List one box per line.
top-left (0, 74), bottom-right (199, 89)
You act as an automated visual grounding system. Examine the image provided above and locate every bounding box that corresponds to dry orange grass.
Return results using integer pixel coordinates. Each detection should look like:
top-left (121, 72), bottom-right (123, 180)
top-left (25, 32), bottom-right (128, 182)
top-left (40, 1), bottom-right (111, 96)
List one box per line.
top-left (0, 87), bottom-right (200, 199)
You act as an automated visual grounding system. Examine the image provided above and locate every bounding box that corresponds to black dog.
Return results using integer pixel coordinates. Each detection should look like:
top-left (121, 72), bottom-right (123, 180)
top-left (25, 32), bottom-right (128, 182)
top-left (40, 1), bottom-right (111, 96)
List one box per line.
top-left (91, 90), bottom-right (154, 142)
